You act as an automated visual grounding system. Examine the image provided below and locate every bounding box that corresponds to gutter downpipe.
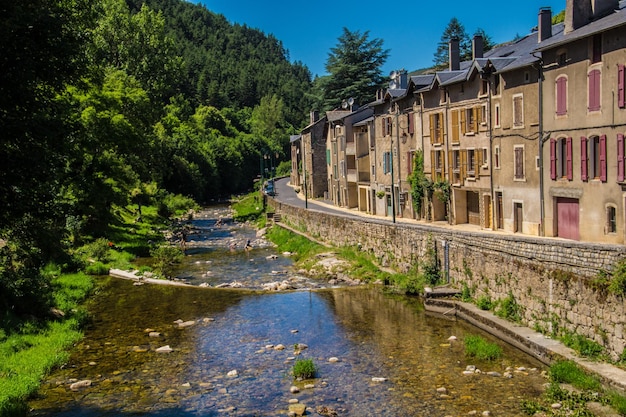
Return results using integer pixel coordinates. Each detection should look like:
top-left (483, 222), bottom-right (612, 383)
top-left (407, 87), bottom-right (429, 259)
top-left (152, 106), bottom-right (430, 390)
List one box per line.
top-left (488, 74), bottom-right (495, 231)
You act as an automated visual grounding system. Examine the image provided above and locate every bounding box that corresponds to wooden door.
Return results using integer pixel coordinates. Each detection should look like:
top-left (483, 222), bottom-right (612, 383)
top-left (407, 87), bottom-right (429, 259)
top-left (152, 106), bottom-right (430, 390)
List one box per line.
top-left (556, 197), bottom-right (580, 240)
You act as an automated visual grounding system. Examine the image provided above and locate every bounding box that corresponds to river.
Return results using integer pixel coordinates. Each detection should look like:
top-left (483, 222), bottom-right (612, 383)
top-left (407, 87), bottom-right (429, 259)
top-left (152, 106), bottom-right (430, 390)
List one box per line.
top-left (28, 207), bottom-right (547, 416)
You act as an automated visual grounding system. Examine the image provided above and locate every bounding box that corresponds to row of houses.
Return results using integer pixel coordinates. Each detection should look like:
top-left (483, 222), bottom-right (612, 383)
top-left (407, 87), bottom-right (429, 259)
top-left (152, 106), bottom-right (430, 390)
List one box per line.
top-left (290, 0), bottom-right (626, 244)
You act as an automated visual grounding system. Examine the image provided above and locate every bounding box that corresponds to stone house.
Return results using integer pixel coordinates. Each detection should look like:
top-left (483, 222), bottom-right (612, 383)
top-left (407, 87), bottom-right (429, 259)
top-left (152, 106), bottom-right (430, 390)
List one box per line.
top-left (292, 111), bottom-right (328, 201)
top-left (538, 0), bottom-right (626, 243)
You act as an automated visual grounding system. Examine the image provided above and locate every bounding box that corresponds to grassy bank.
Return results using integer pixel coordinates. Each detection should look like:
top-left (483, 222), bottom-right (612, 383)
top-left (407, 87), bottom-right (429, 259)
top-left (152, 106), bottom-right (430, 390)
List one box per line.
top-left (0, 200), bottom-right (192, 416)
top-left (0, 272), bottom-right (92, 416)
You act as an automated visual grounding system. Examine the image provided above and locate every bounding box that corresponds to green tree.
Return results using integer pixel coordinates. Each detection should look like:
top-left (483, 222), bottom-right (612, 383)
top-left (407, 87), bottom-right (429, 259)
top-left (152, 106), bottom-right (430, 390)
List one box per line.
top-left (433, 17), bottom-right (471, 67)
top-left (473, 28), bottom-right (495, 53)
top-left (322, 28), bottom-right (389, 111)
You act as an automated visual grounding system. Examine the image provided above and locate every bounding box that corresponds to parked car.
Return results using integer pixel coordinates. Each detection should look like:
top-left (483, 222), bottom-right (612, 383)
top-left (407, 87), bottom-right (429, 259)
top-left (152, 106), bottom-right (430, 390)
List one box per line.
top-left (264, 180), bottom-right (275, 196)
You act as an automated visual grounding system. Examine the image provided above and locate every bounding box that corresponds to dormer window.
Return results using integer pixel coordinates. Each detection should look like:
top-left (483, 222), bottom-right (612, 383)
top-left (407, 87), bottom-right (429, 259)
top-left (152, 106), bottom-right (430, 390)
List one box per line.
top-left (557, 51), bottom-right (567, 66)
top-left (592, 34), bottom-right (602, 64)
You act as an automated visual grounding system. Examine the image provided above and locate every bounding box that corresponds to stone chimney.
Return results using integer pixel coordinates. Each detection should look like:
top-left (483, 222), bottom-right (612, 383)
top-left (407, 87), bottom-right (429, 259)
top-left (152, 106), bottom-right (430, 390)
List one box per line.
top-left (538, 7), bottom-right (553, 42)
top-left (399, 70), bottom-right (408, 89)
top-left (565, 0), bottom-right (592, 34)
top-left (449, 38), bottom-right (460, 71)
top-left (310, 110), bottom-right (319, 124)
top-left (472, 35), bottom-right (484, 59)
top-left (592, 0), bottom-right (618, 18)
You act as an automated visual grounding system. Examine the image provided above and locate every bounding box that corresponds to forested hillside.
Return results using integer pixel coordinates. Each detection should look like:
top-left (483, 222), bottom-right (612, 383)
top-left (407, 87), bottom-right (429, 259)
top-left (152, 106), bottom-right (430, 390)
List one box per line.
top-left (0, 0), bottom-right (313, 317)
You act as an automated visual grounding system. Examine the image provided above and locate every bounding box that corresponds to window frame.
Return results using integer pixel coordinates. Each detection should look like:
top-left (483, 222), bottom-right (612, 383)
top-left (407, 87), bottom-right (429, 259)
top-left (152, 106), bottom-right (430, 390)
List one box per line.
top-left (513, 93), bottom-right (524, 128)
top-left (514, 145), bottom-right (525, 181)
top-left (556, 75), bottom-right (568, 116)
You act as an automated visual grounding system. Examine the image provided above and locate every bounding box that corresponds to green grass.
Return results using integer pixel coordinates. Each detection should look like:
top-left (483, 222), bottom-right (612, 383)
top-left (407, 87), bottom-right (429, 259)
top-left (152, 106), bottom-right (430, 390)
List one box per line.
top-left (0, 272), bottom-right (93, 417)
top-left (464, 335), bottom-right (503, 361)
top-left (549, 360), bottom-right (602, 391)
top-left (265, 226), bottom-right (325, 263)
top-left (293, 358), bottom-right (317, 379)
top-left (231, 192), bottom-right (266, 224)
top-left (560, 333), bottom-right (605, 359)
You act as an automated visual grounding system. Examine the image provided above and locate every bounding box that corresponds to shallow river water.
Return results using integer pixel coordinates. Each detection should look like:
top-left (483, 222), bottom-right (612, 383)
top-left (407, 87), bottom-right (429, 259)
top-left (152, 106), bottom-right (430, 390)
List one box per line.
top-left (29, 208), bottom-right (548, 416)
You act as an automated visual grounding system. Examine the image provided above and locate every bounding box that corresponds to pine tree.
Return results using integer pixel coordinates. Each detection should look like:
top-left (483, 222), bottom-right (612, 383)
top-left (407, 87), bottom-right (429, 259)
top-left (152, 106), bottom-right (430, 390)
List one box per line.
top-left (433, 17), bottom-right (471, 67)
top-left (322, 27), bottom-right (389, 111)
top-left (473, 28), bottom-right (495, 53)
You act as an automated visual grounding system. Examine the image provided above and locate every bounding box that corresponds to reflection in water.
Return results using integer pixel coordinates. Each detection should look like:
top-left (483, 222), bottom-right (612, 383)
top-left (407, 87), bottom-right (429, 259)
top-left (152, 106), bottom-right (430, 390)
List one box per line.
top-left (29, 208), bottom-right (546, 416)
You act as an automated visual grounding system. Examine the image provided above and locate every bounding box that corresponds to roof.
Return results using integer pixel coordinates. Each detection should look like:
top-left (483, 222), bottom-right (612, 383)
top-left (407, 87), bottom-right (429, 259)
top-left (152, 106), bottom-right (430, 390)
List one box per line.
top-left (289, 135), bottom-right (301, 143)
top-left (326, 110), bottom-right (351, 122)
top-left (536, 1), bottom-right (626, 51)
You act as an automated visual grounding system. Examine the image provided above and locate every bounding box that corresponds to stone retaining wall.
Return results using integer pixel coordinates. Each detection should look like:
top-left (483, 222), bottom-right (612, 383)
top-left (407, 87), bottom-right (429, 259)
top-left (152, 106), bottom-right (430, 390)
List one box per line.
top-left (269, 199), bottom-right (626, 360)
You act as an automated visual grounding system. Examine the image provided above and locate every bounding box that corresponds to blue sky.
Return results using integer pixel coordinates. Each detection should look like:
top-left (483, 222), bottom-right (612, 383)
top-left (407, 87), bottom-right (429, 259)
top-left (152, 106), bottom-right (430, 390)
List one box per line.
top-left (197, 0), bottom-right (566, 78)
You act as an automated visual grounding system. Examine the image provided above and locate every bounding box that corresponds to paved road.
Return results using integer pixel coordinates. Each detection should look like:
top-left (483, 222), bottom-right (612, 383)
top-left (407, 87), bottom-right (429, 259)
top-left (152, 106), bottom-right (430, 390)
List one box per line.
top-left (272, 177), bottom-right (357, 217)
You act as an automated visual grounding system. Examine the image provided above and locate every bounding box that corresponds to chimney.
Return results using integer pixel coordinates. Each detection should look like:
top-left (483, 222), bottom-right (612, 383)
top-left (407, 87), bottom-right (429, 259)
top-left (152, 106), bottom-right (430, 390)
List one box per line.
top-left (310, 110), bottom-right (319, 124)
top-left (399, 70), bottom-right (408, 89)
top-left (538, 7), bottom-right (553, 42)
top-left (565, 0), bottom-right (592, 34)
top-left (449, 38), bottom-right (460, 71)
top-left (472, 35), bottom-right (484, 59)
top-left (592, 0), bottom-right (618, 18)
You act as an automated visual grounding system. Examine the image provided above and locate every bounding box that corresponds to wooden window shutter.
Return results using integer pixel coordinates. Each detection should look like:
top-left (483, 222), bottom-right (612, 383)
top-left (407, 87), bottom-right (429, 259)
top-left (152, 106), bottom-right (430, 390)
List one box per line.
top-left (556, 77), bottom-right (567, 115)
top-left (407, 151), bottom-right (413, 175)
top-left (472, 107), bottom-right (479, 133)
top-left (430, 150), bottom-right (436, 179)
top-left (550, 138), bottom-right (557, 180)
top-left (581, 136), bottom-right (588, 181)
top-left (476, 149), bottom-right (482, 178)
top-left (448, 151), bottom-right (453, 180)
top-left (588, 70), bottom-right (601, 111)
top-left (440, 150), bottom-right (446, 177)
top-left (407, 113), bottom-right (414, 134)
top-left (515, 147), bottom-right (524, 179)
top-left (566, 136), bottom-right (573, 180)
top-left (600, 134), bottom-right (607, 182)
top-left (451, 110), bottom-right (459, 143)
top-left (460, 109), bottom-right (466, 135)
top-left (429, 114), bottom-right (435, 144)
top-left (618, 133), bottom-right (625, 182)
top-left (618, 64), bottom-right (625, 108)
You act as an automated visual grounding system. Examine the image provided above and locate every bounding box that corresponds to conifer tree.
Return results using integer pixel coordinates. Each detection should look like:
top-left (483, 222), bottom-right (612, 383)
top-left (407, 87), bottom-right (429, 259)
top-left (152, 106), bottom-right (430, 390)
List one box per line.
top-left (433, 17), bottom-right (471, 67)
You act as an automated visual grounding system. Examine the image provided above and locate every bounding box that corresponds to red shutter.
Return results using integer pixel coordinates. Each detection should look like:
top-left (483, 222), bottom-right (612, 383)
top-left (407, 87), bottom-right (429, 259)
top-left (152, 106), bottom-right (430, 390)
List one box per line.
top-left (588, 70), bottom-right (601, 111)
top-left (556, 77), bottom-right (567, 115)
top-left (600, 134), bottom-right (607, 182)
top-left (581, 136), bottom-right (588, 181)
top-left (550, 138), bottom-right (557, 180)
top-left (407, 113), bottom-right (414, 134)
top-left (618, 64), bottom-right (625, 109)
top-left (618, 133), bottom-right (625, 182)
top-left (566, 136), bottom-right (573, 180)
top-left (407, 151), bottom-right (412, 174)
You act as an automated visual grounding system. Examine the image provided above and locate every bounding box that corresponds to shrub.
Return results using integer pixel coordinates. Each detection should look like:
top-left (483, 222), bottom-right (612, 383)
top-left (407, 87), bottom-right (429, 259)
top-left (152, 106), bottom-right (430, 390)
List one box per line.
top-left (84, 262), bottom-right (109, 276)
top-left (495, 292), bottom-right (522, 322)
top-left (549, 360), bottom-right (601, 391)
top-left (476, 294), bottom-right (493, 310)
top-left (609, 258), bottom-right (626, 296)
top-left (464, 335), bottom-right (502, 361)
top-left (607, 390), bottom-right (626, 415)
top-left (293, 358), bottom-right (317, 379)
top-left (560, 333), bottom-right (604, 359)
top-left (150, 245), bottom-right (184, 279)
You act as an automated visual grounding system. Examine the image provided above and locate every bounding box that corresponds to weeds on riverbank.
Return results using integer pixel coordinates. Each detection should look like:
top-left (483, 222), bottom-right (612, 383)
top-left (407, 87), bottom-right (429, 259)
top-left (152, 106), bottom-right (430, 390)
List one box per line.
top-left (464, 335), bottom-right (503, 360)
top-left (293, 358), bottom-right (317, 379)
top-left (231, 192), bottom-right (266, 224)
top-left (521, 360), bottom-right (626, 416)
top-left (0, 272), bottom-right (93, 417)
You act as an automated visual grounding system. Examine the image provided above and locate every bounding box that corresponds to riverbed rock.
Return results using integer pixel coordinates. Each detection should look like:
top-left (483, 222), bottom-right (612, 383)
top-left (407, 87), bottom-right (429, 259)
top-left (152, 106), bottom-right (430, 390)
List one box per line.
top-left (288, 403), bottom-right (306, 416)
top-left (290, 385), bottom-right (299, 393)
top-left (69, 380), bottom-right (92, 390)
top-left (227, 370), bottom-right (238, 377)
top-left (156, 345), bottom-right (173, 353)
top-left (371, 377), bottom-right (388, 382)
top-left (148, 332), bottom-right (161, 338)
top-left (274, 344), bottom-right (285, 350)
top-left (328, 357), bottom-right (339, 363)
top-left (178, 320), bottom-right (196, 328)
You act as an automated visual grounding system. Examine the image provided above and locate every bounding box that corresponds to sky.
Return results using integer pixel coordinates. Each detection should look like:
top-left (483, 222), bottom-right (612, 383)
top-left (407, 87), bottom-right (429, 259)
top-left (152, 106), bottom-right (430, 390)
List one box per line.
top-left (197, 0), bottom-right (566, 78)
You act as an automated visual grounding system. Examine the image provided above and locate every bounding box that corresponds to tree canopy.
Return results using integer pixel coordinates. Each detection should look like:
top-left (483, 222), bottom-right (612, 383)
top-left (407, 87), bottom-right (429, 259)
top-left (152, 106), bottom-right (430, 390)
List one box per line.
top-left (433, 18), bottom-right (494, 67)
top-left (318, 27), bottom-right (389, 111)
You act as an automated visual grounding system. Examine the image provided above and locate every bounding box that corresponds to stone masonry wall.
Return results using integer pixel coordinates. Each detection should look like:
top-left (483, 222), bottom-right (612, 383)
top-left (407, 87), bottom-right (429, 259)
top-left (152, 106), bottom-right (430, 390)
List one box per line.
top-left (269, 199), bottom-right (626, 360)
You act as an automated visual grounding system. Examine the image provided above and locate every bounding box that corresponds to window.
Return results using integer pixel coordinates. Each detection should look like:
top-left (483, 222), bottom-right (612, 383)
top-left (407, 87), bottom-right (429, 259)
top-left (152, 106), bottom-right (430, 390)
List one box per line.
top-left (429, 113), bottom-right (444, 144)
top-left (480, 105), bottom-right (487, 125)
top-left (493, 75), bottom-right (501, 96)
top-left (381, 117), bottom-right (392, 137)
top-left (468, 149), bottom-right (476, 177)
top-left (451, 150), bottom-right (462, 184)
top-left (606, 205), bottom-right (617, 234)
top-left (592, 34), bottom-right (602, 64)
top-left (513, 94), bottom-right (524, 128)
top-left (514, 145), bottom-right (525, 180)
top-left (407, 113), bottom-right (415, 134)
top-left (494, 146), bottom-right (501, 169)
top-left (482, 148), bottom-right (488, 168)
top-left (326, 149), bottom-right (330, 165)
top-left (431, 149), bottom-right (445, 181)
top-left (340, 160), bottom-right (346, 177)
top-left (371, 164), bottom-right (376, 179)
top-left (494, 103), bottom-right (501, 128)
top-left (550, 137), bottom-right (572, 180)
top-left (588, 69), bottom-right (601, 111)
top-left (440, 89), bottom-right (447, 104)
top-left (556, 76), bottom-right (568, 116)
top-left (558, 51), bottom-right (567, 66)
top-left (480, 79), bottom-right (489, 96)
top-left (461, 107), bottom-right (478, 135)
top-left (582, 135), bottom-right (607, 181)
top-left (383, 151), bottom-right (392, 174)
top-left (451, 109), bottom-right (460, 143)
top-left (524, 71), bottom-right (530, 83)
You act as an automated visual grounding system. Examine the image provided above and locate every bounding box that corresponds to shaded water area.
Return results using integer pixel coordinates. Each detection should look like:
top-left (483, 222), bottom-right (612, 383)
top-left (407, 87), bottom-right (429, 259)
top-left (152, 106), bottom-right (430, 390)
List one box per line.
top-left (29, 208), bottom-right (548, 416)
